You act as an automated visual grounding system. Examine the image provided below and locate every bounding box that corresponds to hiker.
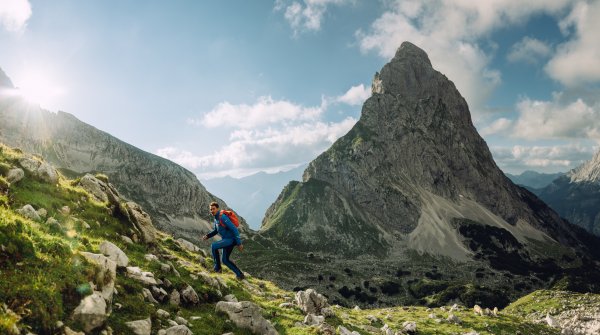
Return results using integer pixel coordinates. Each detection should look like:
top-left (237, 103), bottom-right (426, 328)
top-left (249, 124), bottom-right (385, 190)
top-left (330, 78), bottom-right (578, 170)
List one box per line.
top-left (202, 201), bottom-right (245, 280)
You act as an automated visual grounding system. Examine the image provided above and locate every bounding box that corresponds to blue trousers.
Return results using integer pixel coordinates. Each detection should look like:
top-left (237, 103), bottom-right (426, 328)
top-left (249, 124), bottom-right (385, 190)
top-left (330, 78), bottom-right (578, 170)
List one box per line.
top-left (211, 238), bottom-right (243, 278)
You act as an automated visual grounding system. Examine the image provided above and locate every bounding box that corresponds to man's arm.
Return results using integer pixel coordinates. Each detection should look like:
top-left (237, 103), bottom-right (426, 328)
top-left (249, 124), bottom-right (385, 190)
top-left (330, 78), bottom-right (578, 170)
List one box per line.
top-left (203, 223), bottom-right (218, 239)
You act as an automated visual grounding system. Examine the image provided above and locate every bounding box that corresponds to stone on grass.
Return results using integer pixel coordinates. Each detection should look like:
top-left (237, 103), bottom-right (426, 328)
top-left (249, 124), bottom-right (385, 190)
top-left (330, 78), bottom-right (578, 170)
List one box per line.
top-left (72, 292), bottom-right (107, 333)
top-left (99, 241), bottom-right (129, 267)
top-left (216, 301), bottom-right (278, 335)
top-left (125, 318), bottom-right (151, 335)
top-left (163, 325), bottom-right (193, 335)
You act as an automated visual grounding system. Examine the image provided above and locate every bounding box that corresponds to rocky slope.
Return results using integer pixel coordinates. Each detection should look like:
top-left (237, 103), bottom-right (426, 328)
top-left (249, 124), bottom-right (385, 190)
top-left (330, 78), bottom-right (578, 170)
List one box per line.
top-left (536, 150), bottom-right (600, 236)
top-left (240, 42), bottom-right (600, 308)
top-left (0, 70), bottom-right (247, 240)
top-left (2, 143), bottom-right (580, 335)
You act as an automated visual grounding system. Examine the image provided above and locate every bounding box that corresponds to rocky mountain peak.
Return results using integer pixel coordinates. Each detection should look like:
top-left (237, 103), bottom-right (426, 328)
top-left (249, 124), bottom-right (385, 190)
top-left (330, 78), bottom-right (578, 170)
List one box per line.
top-left (569, 149), bottom-right (600, 183)
top-left (0, 67), bottom-right (15, 88)
top-left (393, 41), bottom-right (432, 66)
top-left (253, 41), bottom-right (600, 307)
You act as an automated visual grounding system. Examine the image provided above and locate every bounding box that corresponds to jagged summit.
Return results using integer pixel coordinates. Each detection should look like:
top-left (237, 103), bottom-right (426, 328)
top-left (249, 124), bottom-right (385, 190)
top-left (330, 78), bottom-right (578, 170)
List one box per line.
top-left (246, 42), bottom-right (600, 307)
top-left (393, 41), bottom-right (432, 66)
top-left (570, 149), bottom-right (600, 183)
top-left (0, 67), bottom-right (15, 88)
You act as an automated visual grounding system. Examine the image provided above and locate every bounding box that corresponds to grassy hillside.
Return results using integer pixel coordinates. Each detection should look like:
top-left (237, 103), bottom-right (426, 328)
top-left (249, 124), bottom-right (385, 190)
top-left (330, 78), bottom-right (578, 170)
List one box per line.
top-left (0, 143), bottom-right (588, 334)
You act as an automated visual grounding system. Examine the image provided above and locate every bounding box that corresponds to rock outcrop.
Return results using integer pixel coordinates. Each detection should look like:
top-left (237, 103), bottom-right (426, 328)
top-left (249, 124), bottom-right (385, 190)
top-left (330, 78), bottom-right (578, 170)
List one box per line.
top-left (215, 301), bottom-right (278, 335)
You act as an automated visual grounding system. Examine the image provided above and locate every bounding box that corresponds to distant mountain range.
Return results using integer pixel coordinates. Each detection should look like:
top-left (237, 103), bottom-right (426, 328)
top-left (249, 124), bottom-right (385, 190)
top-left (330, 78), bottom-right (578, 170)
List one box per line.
top-left (535, 151), bottom-right (600, 236)
top-left (201, 165), bottom-right (306, 230)
top-left (505, 170), bottom-right (565, 190)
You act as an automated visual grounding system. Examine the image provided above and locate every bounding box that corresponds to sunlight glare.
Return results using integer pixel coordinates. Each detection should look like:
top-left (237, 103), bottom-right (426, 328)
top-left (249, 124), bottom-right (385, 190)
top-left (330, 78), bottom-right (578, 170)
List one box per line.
top-left (15, 69), bottom-right (67, 111)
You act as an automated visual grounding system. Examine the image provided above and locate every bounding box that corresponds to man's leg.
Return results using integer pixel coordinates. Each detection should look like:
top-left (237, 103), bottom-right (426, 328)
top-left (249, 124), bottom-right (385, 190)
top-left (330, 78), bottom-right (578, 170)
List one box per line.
top-left (211, 241), bottom-right (223, 272)
top-left (222, 243), bottom-right (244, 279)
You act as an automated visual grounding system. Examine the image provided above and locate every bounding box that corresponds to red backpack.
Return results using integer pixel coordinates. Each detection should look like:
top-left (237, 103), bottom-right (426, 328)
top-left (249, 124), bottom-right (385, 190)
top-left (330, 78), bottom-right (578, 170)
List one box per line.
top-left (218, 209), bottom-right (239, 228)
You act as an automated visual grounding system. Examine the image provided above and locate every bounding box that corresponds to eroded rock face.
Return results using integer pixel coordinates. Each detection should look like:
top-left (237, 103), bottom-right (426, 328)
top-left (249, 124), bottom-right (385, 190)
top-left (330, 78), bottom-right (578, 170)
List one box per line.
top-left (79, 174), bottom-right (120, 204)
top-left (215, 301), bottom-right (278, 335)
top-left (295, 289), bottom-right (329, 315)
top-left (123, 202), bottom-right (157, 244)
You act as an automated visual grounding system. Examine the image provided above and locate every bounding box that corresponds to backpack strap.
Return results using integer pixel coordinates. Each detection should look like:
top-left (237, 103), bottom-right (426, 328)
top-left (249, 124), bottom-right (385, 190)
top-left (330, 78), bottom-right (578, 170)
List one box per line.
top-left (218, 210), bottom-right (226, 228)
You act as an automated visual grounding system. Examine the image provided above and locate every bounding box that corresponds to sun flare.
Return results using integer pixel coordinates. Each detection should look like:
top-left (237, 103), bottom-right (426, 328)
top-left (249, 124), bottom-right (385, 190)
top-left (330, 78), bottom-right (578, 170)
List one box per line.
top-left (15, 69), bottom-right (67, 110)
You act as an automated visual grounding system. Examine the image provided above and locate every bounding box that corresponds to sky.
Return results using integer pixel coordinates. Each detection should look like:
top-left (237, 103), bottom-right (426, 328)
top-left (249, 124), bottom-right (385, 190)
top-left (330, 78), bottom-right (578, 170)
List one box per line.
top-left (1, 0), bottom-right (599, 179)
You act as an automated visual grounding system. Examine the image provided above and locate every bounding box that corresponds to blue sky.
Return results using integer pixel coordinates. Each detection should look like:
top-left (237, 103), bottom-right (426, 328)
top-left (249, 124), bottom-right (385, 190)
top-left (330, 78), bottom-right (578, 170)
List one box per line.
top-left (1, 0), bottom-right (599, 178)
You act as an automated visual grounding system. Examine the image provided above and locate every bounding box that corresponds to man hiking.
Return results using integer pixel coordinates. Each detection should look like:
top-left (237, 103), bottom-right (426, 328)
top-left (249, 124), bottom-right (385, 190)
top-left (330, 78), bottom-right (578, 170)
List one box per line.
top-left (202, 201), bottom-right (245, 280)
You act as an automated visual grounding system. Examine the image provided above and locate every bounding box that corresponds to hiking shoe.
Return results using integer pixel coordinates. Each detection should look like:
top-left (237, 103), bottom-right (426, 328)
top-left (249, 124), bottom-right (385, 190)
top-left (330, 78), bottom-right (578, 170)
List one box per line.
top-left (213, 269), bottom-right (222, 274)
top-left (236, 274), bottom-right (245, 281)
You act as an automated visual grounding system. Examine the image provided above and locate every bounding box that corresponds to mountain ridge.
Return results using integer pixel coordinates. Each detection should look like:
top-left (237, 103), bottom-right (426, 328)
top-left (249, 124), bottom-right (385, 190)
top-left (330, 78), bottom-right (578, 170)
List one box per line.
top-left (0, 87), bottom-right (247, 241)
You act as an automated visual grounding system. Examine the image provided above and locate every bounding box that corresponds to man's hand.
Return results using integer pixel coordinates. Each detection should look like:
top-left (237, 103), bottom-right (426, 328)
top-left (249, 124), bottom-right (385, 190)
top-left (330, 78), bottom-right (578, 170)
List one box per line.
top-left (237, 244), bottom-right (244, 252)
top-left (202, 235), bottom-right (208, 241)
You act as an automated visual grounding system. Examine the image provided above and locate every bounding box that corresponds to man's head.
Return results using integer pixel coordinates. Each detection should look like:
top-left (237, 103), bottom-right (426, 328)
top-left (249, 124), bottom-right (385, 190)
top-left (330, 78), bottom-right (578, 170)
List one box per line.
top-left (209, 201), bottom-right (219, 216)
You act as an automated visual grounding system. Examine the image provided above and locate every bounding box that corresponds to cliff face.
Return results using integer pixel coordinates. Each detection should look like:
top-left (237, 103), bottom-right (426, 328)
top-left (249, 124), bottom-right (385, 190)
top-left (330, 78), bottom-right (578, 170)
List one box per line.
top-left (262, 42), bottom-right (585, 259)
top-left (242, 42), bottom-right (600, 307)
top-left (0, 95), bottom-right (247, 240)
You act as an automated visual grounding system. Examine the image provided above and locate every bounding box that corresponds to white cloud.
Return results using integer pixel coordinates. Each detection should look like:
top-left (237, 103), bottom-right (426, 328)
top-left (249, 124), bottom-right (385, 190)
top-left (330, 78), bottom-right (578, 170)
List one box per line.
top-left (0, 0), bottom-right (31, 32)
top-left (480, 117), bottom-right (513, 136)
top-left (157, 117), bottom-right (357, 178)
top-left (355, 0), bottom-right (575, 113)
top-left (507, 36), bottom-right (552, 64)
top-left (275, 0), bottom-right (353, 35)
top-left (512, 94), bottom-right (600, 140)
top-left (546, 1), bottom-right (600, 86)
top-left (492, 143), bottom-right (595, 173)
top-left (336, 84), bottom-right (370, 106)
top-left (190, 95), bottom-right (325, 129)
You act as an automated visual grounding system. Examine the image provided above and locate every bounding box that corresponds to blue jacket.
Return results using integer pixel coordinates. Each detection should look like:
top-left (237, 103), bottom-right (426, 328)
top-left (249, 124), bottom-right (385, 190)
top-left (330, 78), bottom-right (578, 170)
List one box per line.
top-left (206, 211), bottom-right (242, 245)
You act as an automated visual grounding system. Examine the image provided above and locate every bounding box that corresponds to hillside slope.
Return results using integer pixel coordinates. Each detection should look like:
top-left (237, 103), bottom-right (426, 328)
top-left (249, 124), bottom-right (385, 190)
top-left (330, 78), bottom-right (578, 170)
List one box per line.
top-left (0, 74), bottom-right (247, 242)
top-left (0, 142), bottom-right (580, 335)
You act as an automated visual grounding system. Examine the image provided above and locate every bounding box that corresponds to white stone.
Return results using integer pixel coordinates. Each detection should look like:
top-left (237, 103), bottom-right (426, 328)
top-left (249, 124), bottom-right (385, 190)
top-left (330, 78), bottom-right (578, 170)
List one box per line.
top-left (303, 313), bottom-right (324, 326)
top-left (156, 309), bottom-right (170, 318)
top-left (17, 204), bottom-right (41, 221)
top-left (126, 267), bottom-right (157, 285)
top-left (6, 168), bottom-right (24, 183)
top-left (216, 301), bottom-right (278, 335)
top-left (72, 292), bottom-right (107, 333)
top-left (176, 238), bottom-right (199, 252)
top-left (125, 318), bottom-right (151, 335)
top-left (80, 252), bottom-right (117, 304)
top-left (164, 325), bottom-right (193, 335)
top-left (402, 321), bottom-right (417, 333)
top-left (99, 241), bottom-right (129, 267)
